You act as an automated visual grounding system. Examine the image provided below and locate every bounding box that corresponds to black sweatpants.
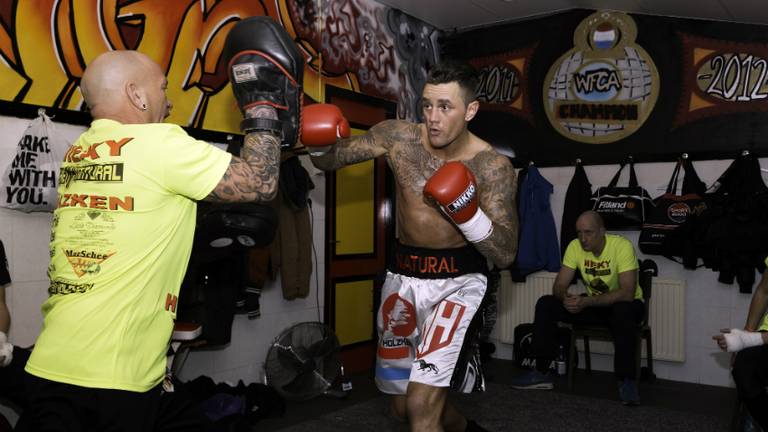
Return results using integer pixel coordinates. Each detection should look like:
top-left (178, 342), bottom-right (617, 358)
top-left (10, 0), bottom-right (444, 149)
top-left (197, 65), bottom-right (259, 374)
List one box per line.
top-left (15, 374), bottom-right (162, 432)
top-left (532, 294), bottom-right (644, 380)
top-left (0, 346), bottom-right (31, 410)
top-left (732, 344), bottom-right (768, 431)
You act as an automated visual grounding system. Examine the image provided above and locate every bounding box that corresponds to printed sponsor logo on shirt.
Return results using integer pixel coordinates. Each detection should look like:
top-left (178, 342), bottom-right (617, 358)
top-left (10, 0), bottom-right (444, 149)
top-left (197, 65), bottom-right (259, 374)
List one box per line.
top-left (57, 194), bottom-right (134, 211)
top-left (63, 138), bottom-right (133, 163)
top-left (63, 249), bottom-right (115, 277)
top-left (60, 163), bottom-right (124, 187)
top-left (48, 279), bottom-right (94, 295)
top-left (583, 259), bottom-right (611, 276)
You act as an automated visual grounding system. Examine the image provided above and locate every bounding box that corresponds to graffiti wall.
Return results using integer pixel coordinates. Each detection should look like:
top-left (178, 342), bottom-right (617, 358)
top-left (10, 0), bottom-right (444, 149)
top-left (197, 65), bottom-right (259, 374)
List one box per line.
top-left (0, 0), bottom-right (441, 133)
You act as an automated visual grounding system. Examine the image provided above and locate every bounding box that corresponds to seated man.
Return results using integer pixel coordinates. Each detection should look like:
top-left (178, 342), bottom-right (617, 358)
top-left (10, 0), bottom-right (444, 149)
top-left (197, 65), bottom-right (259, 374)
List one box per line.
top-left (510, 210), bottom-right (644, 406)
top-left (713, 257), bottom-right (768, 431)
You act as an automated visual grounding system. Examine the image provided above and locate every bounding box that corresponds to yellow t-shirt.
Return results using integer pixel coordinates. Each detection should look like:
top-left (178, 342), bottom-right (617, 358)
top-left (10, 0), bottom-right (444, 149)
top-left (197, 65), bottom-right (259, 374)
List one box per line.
top-left (26, 119), bottom-right (231, 392)
top-left (563, 234), bottom-right (642, 300)
top-left (759, 257), bottom-right (768, 331)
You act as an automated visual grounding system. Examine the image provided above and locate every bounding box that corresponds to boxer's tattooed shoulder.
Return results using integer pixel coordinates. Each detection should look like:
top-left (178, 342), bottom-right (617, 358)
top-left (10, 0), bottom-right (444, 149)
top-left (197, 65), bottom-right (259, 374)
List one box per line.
top-left (205, 132), bottom-right (280, 203)
top-left (467, 150), bottom-right (519, 267)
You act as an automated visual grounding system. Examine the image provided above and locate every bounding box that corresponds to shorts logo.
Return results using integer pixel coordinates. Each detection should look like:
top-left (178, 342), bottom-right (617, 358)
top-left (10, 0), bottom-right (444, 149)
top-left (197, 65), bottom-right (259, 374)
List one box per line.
top-left (416, 359), bottom-right (439, 374)
top-left (395, 252), bottom-right (459, 275)
top-left (378, 294), bottom-right (416, 360)
top-left (417, 300), bottom-right (465, 358)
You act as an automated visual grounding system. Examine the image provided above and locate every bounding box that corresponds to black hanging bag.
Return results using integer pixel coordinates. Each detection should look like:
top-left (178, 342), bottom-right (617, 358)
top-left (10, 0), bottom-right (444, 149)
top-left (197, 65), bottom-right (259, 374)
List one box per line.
top-left (591, 158), bottom-right (654, 230)
top-left (639, 157), bottom-right (706, 256)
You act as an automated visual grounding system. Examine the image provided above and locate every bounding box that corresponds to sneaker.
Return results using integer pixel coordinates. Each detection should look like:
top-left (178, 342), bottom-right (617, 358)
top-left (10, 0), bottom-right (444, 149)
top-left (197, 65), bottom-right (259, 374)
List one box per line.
top-left (618, 378), bottom-right (640, 406)
top-left (510, 370), bottom-right (554, 390)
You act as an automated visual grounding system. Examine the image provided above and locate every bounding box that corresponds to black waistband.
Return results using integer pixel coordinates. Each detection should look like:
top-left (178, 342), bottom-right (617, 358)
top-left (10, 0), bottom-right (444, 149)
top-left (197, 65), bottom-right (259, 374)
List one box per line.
top-left (388, 241), bottom-right (488, 279)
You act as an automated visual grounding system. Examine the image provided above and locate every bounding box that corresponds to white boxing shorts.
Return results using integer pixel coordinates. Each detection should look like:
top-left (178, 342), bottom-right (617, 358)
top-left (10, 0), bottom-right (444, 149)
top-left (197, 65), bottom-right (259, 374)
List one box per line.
top-left (375, 242), bottom-right (487, 395)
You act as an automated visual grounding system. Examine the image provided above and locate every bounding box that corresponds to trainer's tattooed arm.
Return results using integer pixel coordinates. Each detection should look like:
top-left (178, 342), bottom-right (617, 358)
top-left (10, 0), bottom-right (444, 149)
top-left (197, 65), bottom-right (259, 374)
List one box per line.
top-left (466, 151), bottom-right (519, 268)
top-left (204, 131), bottom-right (280, 203)
top-left (309, 119), bottom-right (416, 171)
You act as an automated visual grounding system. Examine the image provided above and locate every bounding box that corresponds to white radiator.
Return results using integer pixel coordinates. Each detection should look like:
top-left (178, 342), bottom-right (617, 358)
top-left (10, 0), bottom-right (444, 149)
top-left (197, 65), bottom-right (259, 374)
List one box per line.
top-left (497, 271), bottom-right (686, 362)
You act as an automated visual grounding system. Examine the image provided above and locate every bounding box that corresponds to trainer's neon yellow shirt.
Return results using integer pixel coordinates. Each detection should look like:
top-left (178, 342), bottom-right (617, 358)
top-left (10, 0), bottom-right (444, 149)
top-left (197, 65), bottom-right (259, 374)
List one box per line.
top-left (26, 119), bottom-right (231, 392)
top-left (563, 234), bottom-right (642, 300)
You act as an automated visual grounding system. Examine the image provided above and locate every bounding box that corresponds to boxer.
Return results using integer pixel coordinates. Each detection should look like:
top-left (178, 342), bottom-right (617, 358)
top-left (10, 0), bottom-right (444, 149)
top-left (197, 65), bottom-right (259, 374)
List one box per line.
top-left (303, 60), bottom-right (518, 432)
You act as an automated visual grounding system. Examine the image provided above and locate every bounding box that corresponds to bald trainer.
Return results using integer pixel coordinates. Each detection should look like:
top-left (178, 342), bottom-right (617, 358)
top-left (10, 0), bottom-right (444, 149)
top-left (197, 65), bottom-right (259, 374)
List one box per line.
top-left (17, 49), bottom-right (284, 431)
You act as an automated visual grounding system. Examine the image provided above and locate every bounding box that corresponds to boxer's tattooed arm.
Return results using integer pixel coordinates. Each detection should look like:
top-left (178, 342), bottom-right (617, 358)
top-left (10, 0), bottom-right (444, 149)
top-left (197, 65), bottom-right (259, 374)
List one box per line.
top-left (309, 119), bottom-right (416, 171)
top-left (466, 151), bottom-right (519, 268)
top-left (205, 132), bottom-right (280, 203)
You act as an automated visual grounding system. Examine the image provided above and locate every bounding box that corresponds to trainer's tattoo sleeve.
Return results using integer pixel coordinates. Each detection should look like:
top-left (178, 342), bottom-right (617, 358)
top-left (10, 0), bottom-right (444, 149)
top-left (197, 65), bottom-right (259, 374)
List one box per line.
top-left (309, 119), bottom-right (415, 171)
top-left (205, 132), bottom-right (280, 203)
top-left (467, 151), bottom-right (519, 268)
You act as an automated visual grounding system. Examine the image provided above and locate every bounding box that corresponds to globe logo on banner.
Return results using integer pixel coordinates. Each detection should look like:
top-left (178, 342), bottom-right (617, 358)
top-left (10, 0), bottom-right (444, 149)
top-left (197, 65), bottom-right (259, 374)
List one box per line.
top-left (543, 11), bottom-right (660, 144)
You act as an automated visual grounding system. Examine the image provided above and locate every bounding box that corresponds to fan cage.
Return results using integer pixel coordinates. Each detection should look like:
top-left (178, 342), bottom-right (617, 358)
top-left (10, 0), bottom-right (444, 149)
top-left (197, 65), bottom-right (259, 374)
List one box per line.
top-left (264, 321), bottom-right (342, 400)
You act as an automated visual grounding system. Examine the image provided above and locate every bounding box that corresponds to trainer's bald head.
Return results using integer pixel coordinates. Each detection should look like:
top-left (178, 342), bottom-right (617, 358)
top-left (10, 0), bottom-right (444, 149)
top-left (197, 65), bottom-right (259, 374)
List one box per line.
top-left (81, 50), bottom-right (168, 123)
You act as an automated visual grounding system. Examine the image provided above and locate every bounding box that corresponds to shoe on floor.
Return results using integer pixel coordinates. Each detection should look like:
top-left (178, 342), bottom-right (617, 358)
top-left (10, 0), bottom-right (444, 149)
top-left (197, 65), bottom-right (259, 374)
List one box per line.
top-left (510, 370), bottom-right (554, 390)
top-left (619, 378), bottom-right (640, 406)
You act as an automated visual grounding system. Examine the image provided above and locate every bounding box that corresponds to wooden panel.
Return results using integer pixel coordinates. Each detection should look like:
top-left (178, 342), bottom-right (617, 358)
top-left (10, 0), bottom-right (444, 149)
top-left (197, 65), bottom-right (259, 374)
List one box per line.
top-left (334, 128), bottom-right (374, 255)
top-left (334, 279), bottom-right (374, 346)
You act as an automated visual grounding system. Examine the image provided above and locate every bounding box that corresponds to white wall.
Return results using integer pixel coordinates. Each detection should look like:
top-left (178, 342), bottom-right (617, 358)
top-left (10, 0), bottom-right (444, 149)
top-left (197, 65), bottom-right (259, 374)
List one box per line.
top-left (489, 160), bottom-right (759, 388)
top-left (176, 156), bottom-right (327, 385)
top-left (0, 114), bottom-right (327, 388)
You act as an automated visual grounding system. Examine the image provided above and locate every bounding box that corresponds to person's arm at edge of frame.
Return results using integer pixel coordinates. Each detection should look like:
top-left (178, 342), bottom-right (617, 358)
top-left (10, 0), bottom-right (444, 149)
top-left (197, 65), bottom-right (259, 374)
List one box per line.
top-left (0, 285), bottom-right (12, 367)
top-left (745, 269), bottom-right (768, 334)
top-left (471, 153), bottom-right (518, 269)
top-left (0, 286), bottom-right (9, 335)
top-left (712, 270), bottom-right (768, 351)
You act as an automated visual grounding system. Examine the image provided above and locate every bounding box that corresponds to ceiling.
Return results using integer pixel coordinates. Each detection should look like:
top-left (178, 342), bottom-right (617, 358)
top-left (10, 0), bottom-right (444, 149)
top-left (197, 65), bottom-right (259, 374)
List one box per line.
top-left (374, 0), bottom-right (768, 31)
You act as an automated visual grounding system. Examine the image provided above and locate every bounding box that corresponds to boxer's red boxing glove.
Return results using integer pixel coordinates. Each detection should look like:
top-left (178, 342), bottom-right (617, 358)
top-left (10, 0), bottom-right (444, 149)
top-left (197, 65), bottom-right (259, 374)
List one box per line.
top-left (301, 104), bottom-right (350, 155)
top-left (424, 161), bottom-right (493, 243)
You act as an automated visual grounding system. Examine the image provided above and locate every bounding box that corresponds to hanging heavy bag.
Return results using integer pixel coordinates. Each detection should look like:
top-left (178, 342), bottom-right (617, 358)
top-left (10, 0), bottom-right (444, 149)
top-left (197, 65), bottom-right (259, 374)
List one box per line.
top-left (639, 157), bottom-right (705, 256)
top-left (590, 158), bottom-right (653, 230)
